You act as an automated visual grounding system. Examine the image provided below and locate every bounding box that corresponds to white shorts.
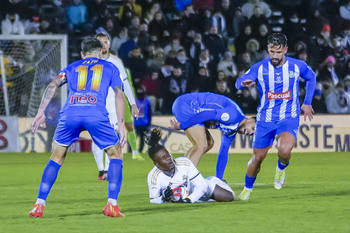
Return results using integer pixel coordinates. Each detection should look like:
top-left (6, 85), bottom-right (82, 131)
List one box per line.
top-left (199, 176), bottom-right (235, 202)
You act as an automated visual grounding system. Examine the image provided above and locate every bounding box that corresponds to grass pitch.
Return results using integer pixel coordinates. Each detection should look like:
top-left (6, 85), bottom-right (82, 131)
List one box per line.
top-left (0, 152), bottom-right (349, 233)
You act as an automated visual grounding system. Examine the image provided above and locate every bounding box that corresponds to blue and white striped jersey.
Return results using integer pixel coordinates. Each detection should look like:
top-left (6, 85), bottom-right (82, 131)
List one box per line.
top-left (235, 56), bottom-right (316, 122)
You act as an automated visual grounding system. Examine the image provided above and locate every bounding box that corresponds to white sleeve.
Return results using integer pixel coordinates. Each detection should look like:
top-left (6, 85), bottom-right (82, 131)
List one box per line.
top-left (123, 79), bottom-right (136, 106)
top-left (147, 169), bottom-right (165, 204)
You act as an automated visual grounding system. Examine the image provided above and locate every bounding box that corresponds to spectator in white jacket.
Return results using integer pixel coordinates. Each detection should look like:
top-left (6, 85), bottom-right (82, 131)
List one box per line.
top-left (1, 13), bottom-right (24, 35)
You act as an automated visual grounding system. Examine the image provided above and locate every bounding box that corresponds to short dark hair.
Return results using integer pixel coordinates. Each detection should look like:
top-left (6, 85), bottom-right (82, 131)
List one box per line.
top-left (81, 36), bottom-right (102, 55)
top-left (267, 33), bottom-right (288, 47)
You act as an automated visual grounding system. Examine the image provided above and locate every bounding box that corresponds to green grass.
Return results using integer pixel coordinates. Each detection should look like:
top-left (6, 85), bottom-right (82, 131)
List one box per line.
top-left (0, 152), bottom-right (350, 233)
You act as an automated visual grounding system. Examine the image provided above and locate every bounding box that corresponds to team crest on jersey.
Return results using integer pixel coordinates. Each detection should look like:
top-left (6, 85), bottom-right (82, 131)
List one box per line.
top-left (221, 113), bottom-right (230, 121)
top-left (289, 71), bottom-right (295, 78)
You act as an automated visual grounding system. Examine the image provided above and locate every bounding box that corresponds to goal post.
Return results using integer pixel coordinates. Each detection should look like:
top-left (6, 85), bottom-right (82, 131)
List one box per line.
top-left (0, 34), bottom-right (68, 117)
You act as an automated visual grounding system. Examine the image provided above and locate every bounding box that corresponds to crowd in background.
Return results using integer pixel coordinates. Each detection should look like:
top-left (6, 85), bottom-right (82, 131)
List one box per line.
top-left (1, 0), bottom-right (350, 115)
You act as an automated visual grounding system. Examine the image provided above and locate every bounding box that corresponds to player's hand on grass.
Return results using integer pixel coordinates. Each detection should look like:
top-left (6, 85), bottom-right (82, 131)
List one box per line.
top-left (131, 104), bottom-right (139, 119)
top-left (31, 109), bottom-right (46, 133)
top-left (301, 104), bottom-right (314, 121)
top-left (169, 118), bottom-right (180, 130)
top-left (162, 186), bottom-right (173, 202)
top-left (176, 198), bottom-right (191, 203)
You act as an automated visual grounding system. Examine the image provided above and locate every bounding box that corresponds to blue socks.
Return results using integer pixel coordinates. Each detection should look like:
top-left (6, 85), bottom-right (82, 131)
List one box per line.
top-left (245, 174), bottom-right (257, 189)
top-left (107, 159), bottom-right (123, 200)
top-left (38, 160), bottom-right (61, 200)
top-left (277, 158), bottom-right (289, 170)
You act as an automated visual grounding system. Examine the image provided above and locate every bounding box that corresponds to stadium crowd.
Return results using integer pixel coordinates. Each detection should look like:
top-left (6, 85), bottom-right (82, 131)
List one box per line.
top-left (1, 0), bottom-right (350, 115)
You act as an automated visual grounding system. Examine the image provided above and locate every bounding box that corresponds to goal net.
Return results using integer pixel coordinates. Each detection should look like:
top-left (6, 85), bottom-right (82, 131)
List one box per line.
top-left (0, 35), bottom-right (67, 117)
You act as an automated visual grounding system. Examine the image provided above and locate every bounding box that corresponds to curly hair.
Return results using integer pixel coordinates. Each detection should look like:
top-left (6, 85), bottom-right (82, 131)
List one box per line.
top-left (145, 127), bottom-right (165, 159)
top-left (267, 33), bottom-right (288, 47)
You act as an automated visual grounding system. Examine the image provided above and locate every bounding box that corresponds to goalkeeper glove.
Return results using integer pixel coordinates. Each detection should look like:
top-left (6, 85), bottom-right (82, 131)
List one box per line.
top-left (162, 186), bottom-right (173, 202)
top-left (176, 198), bottom-right (191, 203)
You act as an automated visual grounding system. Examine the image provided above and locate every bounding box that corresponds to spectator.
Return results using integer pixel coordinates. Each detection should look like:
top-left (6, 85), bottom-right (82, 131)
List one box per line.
top-left (217, 0), bottom-right (236, 38)
top-left (236, 51), bottom-right (254, 73)
top-left (325, 82), bottom-right (350, 113)
top-left (235, 88), bottom-right (258, 114)
top-left (314, 24), bottom-right (332, 63)
top-left (329, 35), bottom-right (349, 72)
top-left (172, 49), bottom-right (194, 82)
top-left (195, 49), bottom-right (216, 78)
top-left (247, 5), bottom-right (269, 36)
top-left (241, 0), bottom-right (272, 19)
top-left (66, 0), bottom-right (91, 34)
top-left (306, 8), bottom-right (329, 37)
top-left (1, 13), bottom-right (24, 35)
top-left (235, 24), bottom-right (254, 55)
top-left (138, 21), bottom-right (150, 51)
top-left (318, 55), bottom-right (340, 86)
top-left (118, 0), bottom-right (142, 27)
top-left (23, 11), bottom-right (41, 34)
top-left (283, 11), bottom-right (307, 48)
top-left (191, 66), bottom-right (213, 92)
top-left (147, 47), bottom-right (166, 71)
top-left (202, 25), bottom-right (226, 64)
top-left (134, 86), bottom-right (152, 153)
top-left (143, 2), bottom-right (161, 24)
top-left (158, 57), bottom-right (174, 80)
top-left (95, 17), bottom-right (118, 39)
top-left (217, 51), bottom-right (238, 83)
top-left (246, 38), bottom-right (264, 64)
top-left (111, 27), bottom-right (128, 54)
top-left (312, 82), bottom-right (328, 113)
top-left (163, 35), bottom-right (184, 58)
top-left (141, 70), bottom-right (164, 114)
top-left (161, 65), bottom-right (187, 114)
top-left (124, 46), bottom-right (148, 86)
top-left (213, 71), bottom-right (234, 100)
top-left (255, 24), bottom-right (269, 53)
top-left (148, 10), bottom-right (167, 42)
top-left (118, 26), bottom-right (139, 62)
top-left (189, 33), bottom-right (206, 60)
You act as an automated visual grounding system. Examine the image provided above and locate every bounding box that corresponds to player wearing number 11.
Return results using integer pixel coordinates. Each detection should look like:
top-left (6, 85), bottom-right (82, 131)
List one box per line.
top-left (29, 37), bottom-right (126, 218)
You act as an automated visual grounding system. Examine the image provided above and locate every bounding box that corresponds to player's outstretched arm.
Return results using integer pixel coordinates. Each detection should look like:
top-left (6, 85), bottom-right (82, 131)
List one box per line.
top-left (31, 76), bottom-right (65, 133)
top-left (301, 104), bottom-right (314, 122)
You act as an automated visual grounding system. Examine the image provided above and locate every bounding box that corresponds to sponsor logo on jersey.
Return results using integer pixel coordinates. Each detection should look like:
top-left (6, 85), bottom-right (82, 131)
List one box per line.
top-left (267, 90), bottom-right (291, 100)
top-left (70, 95), bottom-right (97, 104)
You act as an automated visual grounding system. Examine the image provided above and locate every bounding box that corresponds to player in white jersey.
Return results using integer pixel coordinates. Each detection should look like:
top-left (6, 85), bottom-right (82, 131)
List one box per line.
top-left (235, 33), bottom-right (316, 200)
top-left (146, 128), bottom-right (235, 204)
top-left (93, 33), bottom-right (144, 180)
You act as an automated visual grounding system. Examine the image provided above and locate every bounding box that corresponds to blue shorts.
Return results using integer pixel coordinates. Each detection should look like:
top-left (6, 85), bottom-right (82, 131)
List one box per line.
top-left (172, 97), bottom-right (204, 127)
top-left (252, 118), bottom-right (299, 149)
top-left (53, 116), bottom-right (119, 150)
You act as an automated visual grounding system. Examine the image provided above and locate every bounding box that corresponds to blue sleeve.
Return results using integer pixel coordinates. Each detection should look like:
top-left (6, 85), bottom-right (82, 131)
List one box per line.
top-left (235, 65), bottom-right (258, 90)
top-left (180, 111), bottom-right (217, 130)
top-left (299, 61), bottom-right (316, 105)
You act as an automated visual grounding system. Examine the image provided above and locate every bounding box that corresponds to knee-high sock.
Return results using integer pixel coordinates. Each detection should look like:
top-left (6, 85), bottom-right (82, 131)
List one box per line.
top-left (38, 160), bottom-right (61, 200)
top-left (216, 136), bottom-right (234, 179)
top-left (107, 159), bottom-right (123, 200)
top-left (127, 131), bottom-right (138, 153)
top-left (92, 142), bottom-right (104, 171)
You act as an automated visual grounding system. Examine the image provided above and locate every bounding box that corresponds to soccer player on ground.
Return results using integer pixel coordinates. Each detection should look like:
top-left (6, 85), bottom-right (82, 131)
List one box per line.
top-left (29, 37), bottom-right (125, 218)
top-left (169, 92), bottom-right (256, 179)
top-left (146, 128), bottom-right (235, 204)
top-left (94, 32), bottom-right (144, 180)
top-left (235, 32), bottom-right (316, 201)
